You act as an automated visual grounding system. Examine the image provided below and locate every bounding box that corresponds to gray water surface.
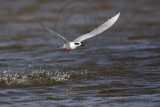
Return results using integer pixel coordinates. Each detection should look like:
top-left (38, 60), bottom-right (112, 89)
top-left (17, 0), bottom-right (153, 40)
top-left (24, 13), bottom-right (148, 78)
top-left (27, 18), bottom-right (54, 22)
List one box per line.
top-left (0, 0), bottom-right (160, 107)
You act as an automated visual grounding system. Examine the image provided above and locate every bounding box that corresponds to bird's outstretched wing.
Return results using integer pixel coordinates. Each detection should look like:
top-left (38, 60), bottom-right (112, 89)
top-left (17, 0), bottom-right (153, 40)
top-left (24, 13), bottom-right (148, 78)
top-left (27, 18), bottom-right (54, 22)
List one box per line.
top-left (37, 19), bottom-right (69, 44)
top-left (73, 12), bottom-right (120, 43)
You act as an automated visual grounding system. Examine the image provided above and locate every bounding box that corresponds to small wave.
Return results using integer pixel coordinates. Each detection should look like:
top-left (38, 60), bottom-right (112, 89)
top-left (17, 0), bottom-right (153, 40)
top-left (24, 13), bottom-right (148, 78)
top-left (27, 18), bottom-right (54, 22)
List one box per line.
top-left (0, 68), bottom-right (92, 88)
top-left (0, 70), bottom-right (70, 88)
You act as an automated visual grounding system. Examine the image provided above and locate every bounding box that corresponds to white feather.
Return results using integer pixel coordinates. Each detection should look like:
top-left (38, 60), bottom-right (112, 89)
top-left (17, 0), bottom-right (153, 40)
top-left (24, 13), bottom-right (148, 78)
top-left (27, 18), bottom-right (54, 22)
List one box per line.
top-left (73, 12), bottom-right (120, 43)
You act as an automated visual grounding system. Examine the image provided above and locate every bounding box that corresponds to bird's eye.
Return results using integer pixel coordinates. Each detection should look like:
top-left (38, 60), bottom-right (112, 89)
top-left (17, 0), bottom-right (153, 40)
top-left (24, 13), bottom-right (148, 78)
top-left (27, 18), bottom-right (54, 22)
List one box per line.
top-left (75, 43), bottom-right (79, 45)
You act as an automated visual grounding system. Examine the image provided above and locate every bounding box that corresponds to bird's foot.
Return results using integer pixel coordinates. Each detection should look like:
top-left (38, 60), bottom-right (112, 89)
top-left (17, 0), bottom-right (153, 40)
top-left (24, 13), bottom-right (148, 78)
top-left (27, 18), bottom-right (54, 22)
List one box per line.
top-left (64, 48), bottom-right (69, 54)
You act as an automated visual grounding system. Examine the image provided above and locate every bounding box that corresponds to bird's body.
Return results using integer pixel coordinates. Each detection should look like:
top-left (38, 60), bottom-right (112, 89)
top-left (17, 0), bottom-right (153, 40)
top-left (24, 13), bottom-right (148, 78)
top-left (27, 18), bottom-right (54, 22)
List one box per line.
top-left (59, 42), bottom-right (82, 54)
top-left (38, 12), bottom-right (120, 54)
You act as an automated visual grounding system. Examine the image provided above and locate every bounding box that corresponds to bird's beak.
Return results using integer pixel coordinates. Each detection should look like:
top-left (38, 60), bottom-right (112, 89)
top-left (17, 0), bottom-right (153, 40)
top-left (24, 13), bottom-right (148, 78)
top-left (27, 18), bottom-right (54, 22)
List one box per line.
top-left (80, 44), bottom-right (85, 47)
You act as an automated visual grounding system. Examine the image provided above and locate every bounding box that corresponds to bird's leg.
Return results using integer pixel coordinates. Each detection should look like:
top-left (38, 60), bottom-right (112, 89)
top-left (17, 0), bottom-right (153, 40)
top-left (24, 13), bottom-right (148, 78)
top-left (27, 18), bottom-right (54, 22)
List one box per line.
top-left (66, 49), bottom-right (69, 54)
top-left (64, 48), bottom-right (67, 53)
top-left (64, 48), bottom-right (69, 54)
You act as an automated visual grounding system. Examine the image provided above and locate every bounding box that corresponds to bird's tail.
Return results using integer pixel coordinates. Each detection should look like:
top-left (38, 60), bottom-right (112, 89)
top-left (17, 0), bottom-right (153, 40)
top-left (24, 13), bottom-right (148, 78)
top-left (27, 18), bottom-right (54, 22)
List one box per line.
top-left (56, 46), bottom-right (64, 50)
top-left (52, 47), bottom-right (64, 52)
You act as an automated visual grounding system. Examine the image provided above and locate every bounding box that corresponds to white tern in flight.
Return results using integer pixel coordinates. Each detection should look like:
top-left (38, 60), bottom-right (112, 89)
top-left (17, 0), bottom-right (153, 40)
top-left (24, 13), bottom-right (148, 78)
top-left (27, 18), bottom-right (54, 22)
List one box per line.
top-left (38, 12), bottom-right (120, 54)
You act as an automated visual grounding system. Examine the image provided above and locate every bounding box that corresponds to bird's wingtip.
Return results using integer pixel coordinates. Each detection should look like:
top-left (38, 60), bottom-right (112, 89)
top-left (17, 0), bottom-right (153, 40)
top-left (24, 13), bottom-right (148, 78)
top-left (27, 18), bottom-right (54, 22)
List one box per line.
top-left (113, 12), bottom-right (120, 21)
top-left (117, 12), bottom-right (120, 17)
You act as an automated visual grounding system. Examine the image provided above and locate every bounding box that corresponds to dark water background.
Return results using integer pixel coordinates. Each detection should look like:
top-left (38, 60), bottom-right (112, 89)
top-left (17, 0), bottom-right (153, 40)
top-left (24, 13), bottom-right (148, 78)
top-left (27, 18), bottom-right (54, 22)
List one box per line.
top-left (0, 0), bottom-right (160, 107)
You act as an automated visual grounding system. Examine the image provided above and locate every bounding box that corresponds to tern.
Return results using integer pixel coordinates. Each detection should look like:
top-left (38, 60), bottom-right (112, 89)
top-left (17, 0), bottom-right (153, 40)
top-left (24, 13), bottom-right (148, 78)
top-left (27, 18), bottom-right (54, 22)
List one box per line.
top-left (38, 12), bottom-right (120, 54)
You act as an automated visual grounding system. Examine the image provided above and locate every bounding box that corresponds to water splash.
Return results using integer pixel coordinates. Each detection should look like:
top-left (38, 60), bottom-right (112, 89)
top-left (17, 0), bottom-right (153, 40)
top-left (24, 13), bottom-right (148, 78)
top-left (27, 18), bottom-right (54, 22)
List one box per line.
top-left (0, 70), bottom-right (70, 88)
top-left (0, 67), bottom-right (93, 88)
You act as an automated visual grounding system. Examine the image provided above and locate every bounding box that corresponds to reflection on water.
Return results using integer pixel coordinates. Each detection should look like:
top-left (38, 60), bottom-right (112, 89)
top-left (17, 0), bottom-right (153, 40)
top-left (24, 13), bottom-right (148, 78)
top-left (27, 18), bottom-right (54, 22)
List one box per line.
top-left (0, 0), bottom-right (160, 107)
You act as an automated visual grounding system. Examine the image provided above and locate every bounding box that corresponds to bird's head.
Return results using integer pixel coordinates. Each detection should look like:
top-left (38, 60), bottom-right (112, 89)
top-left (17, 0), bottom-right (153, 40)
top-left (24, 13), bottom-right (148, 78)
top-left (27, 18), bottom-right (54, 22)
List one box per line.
top-left (69, 42), bottom-right (85, 50)
top-left (74, 42), bottom-right (85, 47)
